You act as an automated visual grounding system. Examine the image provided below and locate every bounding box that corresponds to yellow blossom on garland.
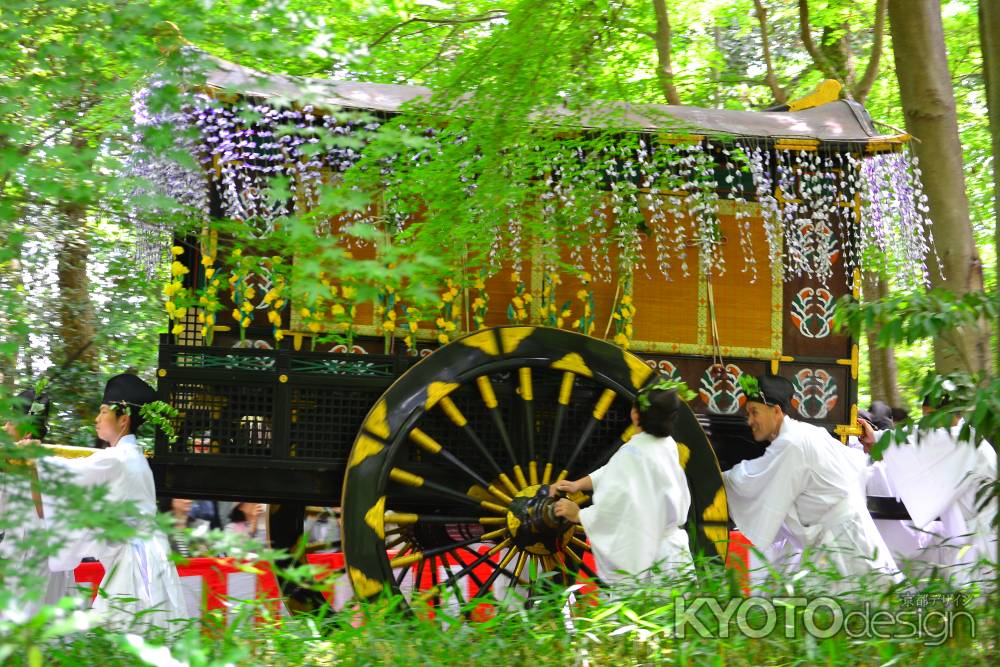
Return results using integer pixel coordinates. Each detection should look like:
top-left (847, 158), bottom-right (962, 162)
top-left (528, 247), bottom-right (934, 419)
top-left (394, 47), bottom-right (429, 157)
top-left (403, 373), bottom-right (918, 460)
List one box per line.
top-left (539, 270), bottom-right (572, 330)
top-left (403, 306), bottom-right (422, 354)
top-left (575, 272), bottom-right (596, 336)
top-left (228, 247), bottom-right (256, 341)
top-left (610, 275), bottom-right (636, 350)
top-left (163, 245), bottom-right (194, 344)
top-left (507, 271), bottom-right (529, 324)
top-left (326, 273), bottom-right (358, 350)
top-left (471, 270), bottom-right (489, 330)
top-left (434, 278), bottom-right (462, 345)
top-left (377, 279), bottom-right (399, 353)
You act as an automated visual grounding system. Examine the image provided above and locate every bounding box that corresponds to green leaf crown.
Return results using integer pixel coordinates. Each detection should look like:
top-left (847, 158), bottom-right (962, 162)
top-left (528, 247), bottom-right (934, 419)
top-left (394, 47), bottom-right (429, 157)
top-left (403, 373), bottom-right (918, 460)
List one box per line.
top-left (637, 378), bottom-right (695, 411)
top-left (737, 373), bottom-right (766, 403)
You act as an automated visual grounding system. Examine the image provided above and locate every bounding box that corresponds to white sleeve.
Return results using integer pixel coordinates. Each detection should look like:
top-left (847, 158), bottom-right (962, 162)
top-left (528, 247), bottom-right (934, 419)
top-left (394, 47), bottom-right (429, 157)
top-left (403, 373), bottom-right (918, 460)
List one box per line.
top-left (722, 442), bottom-right (807, 549)
top-left (587, 463), bottom-right (609, 490)
top-left (37, 451), bottom-right (121, 571)
top-left (881, 428), bottom-right (980, 529)
top-left (578, 447), bottom-right (660, 576)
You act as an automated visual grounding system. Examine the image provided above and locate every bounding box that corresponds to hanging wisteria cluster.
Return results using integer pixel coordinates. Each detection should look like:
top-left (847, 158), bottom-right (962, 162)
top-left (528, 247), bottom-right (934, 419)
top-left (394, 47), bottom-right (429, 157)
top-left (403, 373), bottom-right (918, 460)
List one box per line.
top-left (131, 93), bottom-right (936, 289)
top-left (126, 86), bottom-right (210, 277)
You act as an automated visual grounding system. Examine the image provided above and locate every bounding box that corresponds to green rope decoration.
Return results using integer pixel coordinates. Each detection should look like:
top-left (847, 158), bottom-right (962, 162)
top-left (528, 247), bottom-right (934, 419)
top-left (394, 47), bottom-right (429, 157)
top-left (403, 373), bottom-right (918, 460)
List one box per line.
top-left (111, 401), bottom-right (180, 443)
top-left (140, 401), bottom-right (180, 443)
top-left (637, 379), bottom-right (696, 410)
top-left (737, 373), bottom-right (765, 404)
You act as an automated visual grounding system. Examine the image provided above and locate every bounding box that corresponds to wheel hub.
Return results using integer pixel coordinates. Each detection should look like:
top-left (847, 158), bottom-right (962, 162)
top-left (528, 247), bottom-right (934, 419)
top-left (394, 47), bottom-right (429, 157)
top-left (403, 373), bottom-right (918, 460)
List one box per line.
top-left (505, 483), bottom-right (575, 556)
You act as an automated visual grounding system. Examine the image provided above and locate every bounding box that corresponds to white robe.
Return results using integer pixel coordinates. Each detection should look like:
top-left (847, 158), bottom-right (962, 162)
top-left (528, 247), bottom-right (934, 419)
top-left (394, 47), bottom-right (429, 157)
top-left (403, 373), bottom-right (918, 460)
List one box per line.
top-left (880, 424), bottom-right (997, 587)
top-left (723, 417), bottom-right (899, 585)
top-left (37, 435), bottom-right (187, 628)
top-left (578, 431), bottom-right (693, 586)
top-left (864, 460), bottom-right (946, 578)
top-left (0, 471), bottom-right (73, 618)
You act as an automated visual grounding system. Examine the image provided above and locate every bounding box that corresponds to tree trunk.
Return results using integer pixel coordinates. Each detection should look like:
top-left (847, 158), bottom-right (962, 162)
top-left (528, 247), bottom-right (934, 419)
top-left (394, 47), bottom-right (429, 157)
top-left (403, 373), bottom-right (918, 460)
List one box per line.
top-left (863, 272), bottom-right (902, 406)
top-left (0, 251), bottom-right (24, 390)
top-left (888, 0), bottom-right (990, 374)
top-left (56, 205), bottom-right (98, 371)
top-left (651, 0), bottom-right (682, 105)
top-left (980, 0), bottom-right (1000, 376)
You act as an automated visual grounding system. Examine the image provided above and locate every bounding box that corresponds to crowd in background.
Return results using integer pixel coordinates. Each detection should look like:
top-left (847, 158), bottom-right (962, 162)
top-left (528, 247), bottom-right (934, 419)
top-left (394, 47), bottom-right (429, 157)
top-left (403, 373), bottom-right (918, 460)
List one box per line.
top-left (162, 499), bottom-right (340, 558)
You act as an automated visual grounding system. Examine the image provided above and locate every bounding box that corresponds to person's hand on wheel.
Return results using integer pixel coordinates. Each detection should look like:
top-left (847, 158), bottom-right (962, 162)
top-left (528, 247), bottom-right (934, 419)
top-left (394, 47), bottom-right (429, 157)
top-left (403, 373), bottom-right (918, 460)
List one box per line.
top-left (549, 479), bottom-right (579, 497)
top-left (553, 498), bottom-right (581, 523)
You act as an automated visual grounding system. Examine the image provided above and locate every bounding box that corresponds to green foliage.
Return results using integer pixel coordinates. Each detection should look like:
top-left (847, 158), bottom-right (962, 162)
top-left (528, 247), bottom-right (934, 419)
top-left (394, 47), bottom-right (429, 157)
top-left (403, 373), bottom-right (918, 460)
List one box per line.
top-left (836, 288), bottom-right (999, 525)
top-left (138, 400), bottom-right (180, 443)
top-left (637, 379), bottom-right (696, 410)
top-left (1, 554), bottom-right (996, 666)
top-left (837, 289), bottom-right (997, 344)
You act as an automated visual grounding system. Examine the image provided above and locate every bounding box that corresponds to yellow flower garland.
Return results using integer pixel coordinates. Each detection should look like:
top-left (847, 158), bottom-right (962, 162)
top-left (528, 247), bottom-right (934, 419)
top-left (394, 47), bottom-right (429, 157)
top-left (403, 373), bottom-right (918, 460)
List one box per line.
top-left (165, 245), bottom-right (191, 340)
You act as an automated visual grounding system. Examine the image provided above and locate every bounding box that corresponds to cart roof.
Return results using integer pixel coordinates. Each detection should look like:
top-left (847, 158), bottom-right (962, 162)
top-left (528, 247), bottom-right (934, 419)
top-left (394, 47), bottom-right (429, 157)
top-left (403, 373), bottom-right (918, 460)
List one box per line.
top-left (189, 49), bottom-right (905, 147)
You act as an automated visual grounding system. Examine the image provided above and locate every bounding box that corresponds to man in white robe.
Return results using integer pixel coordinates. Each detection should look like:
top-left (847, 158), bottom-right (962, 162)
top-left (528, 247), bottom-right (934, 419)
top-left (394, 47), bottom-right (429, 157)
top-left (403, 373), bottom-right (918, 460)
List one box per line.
top-left (1, 388), bottom-right (72, 618)
top-left (723, 374), bottom-right (899, 589)
top-left (852, 407), bottom-right (945, 578)
top-left (550, 383), bottom-right (693, 586)
top-left (36, 374), bottom-right (187, 629)
top-left (860, 410), bottom-right (997, 588)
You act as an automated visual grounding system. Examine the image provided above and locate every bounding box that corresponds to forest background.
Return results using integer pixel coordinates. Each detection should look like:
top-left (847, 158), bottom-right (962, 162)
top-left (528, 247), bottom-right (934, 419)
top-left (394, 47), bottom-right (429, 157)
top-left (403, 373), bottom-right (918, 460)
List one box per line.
top-left (0, 0), bottom-right (997, 446)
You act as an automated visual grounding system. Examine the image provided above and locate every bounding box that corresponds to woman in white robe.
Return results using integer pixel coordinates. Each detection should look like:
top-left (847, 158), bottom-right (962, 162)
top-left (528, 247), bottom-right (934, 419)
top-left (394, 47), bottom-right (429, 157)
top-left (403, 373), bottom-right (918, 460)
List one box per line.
top-left (550, 382), bottom-right (693, 587)
top-left (36, 374), bottom-right (187, 629)
top-left (723, 374), bottom-right (900, 588)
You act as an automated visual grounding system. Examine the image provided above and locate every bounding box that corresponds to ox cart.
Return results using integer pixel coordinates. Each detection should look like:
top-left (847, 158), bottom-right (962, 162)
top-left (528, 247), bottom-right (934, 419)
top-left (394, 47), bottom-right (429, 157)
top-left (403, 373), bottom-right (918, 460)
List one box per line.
top-left (141, 48), bottom-right (927, 604)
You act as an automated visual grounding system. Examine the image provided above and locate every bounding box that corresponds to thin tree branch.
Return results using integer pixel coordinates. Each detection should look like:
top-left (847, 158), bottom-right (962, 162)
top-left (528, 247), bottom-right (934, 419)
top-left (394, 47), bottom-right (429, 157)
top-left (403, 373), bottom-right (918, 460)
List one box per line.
top-left (753, 0), bottom-right (788, 105)
top-left (369, 10), bottom-right (508, 48)
top-left (408, 25), bottom-right (463, 78)
top-left (851, 0), bottom-right (887, 103)
top-left (798, 0), bottom-right (841, 82)
top-left (651, 0), bottom-right (682, 104)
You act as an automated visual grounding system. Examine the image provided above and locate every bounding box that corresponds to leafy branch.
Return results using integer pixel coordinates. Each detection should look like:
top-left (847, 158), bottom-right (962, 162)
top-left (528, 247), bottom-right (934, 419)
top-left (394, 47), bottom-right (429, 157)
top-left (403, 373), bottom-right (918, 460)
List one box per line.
top-left (836, 289), bottom-right (999, 455)
top-left (369, 10), bottom-right (509, 48)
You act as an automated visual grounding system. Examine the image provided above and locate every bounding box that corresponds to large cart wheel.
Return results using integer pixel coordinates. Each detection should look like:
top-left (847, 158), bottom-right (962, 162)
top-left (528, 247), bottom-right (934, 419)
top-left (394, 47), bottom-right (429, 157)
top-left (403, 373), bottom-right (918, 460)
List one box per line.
top-left (342, 326), bottom-right (728, 606)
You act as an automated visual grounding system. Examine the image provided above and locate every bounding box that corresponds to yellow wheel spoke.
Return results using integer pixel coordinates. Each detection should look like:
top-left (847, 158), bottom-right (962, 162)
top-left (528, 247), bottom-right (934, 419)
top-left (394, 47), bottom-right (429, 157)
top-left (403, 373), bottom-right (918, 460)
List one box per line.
top-left (385, 535), bottom-right (408, 550)
top-left (479, 527), bottom-right (509, 542)
top-left (389, 467), bottom-right (423, 487)
top-left (390, 551), bottom-right (424, 569)
top-left (513, 551), bottom-right (529, 581)
top-left (562, 546), bottom-right (584, 566)
top-left (487, 537), bottom-right (513, 556)
top-left (496, 546), bottom-right (519, 570)
top-left (480, 516), bottom-right (506, 526)
top-left (592, 388), bottom-right (616, 419)
top-left (486, 484), bottom-right (513, 505)
top-left (384, 512), bottom-right (419, 525)
top-left (498, 473), bottom-right (519, 497)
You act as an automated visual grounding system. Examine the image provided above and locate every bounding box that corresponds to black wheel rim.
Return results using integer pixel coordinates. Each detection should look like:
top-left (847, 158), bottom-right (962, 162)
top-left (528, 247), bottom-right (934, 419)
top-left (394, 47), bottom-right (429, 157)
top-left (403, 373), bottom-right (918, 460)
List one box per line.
top-left (342, 326), bottom-right (729, 606)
